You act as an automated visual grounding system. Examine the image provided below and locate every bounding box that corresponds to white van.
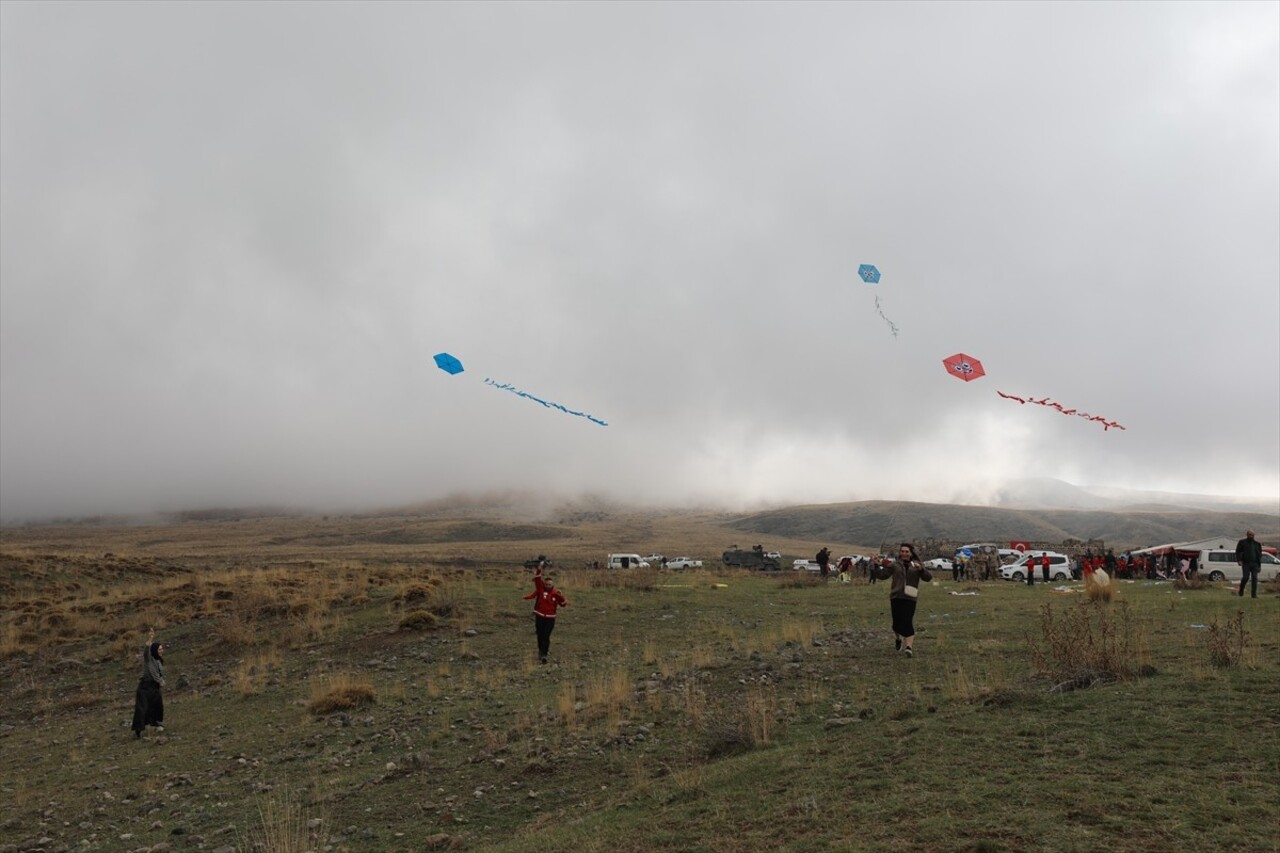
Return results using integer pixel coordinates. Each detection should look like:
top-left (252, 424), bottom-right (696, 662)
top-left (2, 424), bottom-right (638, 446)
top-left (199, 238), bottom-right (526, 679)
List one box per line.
top-left (1197, 549), bottom-right (1280, 582)
top-left (608, 553), bottom-right (650, 569)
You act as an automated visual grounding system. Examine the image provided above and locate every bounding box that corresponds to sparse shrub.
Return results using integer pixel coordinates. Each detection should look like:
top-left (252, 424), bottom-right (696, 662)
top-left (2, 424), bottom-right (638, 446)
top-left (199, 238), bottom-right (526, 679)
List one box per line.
top-left (240, 789), bottom-right (330, 853)
top-left (779, 619), bottom-right (821, 646)
top-left (392, 582), bottom-right (434, 606)
top-left (1030, 600), bottom-right (1147, 691)
top-left (397, 610), bottom-right (439, 632)
top-left (1205, 610), bottom-right (1250, 668)
top-left (234, 648), bottom-right (283, 697)
top-left (213, 612), bottom-right (258, 650)
top-left (698, 687), bottom-right (780, 757)
top-left (1172, 575), bottom-right (1209, 591)
top-left (308, 674), bottom-right (375, 715)
top-left (778, 573), bottom-right (820, 589)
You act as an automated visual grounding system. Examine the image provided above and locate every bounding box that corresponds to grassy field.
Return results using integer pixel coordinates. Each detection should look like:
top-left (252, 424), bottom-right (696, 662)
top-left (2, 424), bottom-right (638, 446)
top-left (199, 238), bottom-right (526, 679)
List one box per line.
top-left (1, 513), bottom-right (1277, 852)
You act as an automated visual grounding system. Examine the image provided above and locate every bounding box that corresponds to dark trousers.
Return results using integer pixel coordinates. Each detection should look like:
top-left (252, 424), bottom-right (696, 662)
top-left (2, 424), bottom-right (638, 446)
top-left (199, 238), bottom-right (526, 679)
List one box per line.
top-left (890, 597), bottom-right (917, 638)
top-left (1026, 570), bottom-right (1034, 586)
top-left (535, 615), bottom-right (556, 658)
top-left (1239, 568), bottom-right (1259, 598)
top-left (1042, 566), bottom-right (1050, 581)
top-left (131, 679), bottom-right (163, 734)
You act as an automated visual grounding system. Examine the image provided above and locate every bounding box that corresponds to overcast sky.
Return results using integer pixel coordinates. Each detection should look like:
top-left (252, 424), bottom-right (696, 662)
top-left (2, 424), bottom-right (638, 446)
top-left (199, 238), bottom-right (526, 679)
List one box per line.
top-left (2, 1), bottom-right (1278, 520)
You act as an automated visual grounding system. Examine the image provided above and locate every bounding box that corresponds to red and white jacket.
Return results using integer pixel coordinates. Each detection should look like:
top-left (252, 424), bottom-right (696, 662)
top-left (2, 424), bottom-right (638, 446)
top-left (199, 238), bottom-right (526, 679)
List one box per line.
top-left (524, 573), bottom-right (567, 618)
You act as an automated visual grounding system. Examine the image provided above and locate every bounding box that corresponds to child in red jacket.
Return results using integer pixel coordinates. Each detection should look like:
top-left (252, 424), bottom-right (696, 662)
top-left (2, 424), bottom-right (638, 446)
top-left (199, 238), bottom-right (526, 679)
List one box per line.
top-left (524, 563), bottom-right (567, 664)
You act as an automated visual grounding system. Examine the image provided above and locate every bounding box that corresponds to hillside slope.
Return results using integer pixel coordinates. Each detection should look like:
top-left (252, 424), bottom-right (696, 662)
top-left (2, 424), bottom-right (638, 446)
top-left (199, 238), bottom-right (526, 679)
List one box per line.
top-left (727, 500), bottom-right (1280, 549)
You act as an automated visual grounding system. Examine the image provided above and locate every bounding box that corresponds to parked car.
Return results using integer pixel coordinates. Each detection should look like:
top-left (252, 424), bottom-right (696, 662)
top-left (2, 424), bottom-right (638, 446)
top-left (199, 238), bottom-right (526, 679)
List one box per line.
top-left (642, 554), bottom-right (665, 565)
top-left (923, 557), bottom-right (953, 571)
top-left (666, 556), bottom-right (703, 570)
top-left (522, 555), bottom-right (551, 569)
top-left (608, 553), bottom-right (650, 569)
top-left (1198, 549), bottom-right (1280, 582)
top-left (794, 559), bottom-right (830, 572)
top-left (1000, 552), bottom-right (1072, 582)
top-left (764, 551), bottom-right (782, 561)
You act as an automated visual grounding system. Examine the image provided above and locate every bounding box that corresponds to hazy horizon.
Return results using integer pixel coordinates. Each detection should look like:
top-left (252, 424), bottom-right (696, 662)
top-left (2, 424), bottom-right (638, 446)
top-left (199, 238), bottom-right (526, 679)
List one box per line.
top-left (3, 2), bottom-right (1278, 521)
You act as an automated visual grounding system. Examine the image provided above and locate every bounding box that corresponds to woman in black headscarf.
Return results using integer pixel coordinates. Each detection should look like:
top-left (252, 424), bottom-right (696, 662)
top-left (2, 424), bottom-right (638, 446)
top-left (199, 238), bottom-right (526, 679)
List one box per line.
top-left (870, 543), bottom-right (933, 657)
top-left (131, 627), bottom-right (166, 738)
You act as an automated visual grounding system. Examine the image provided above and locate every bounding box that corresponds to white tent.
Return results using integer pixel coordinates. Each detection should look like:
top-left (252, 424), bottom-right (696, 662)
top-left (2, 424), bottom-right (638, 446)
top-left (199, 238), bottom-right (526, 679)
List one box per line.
top-left (1131, 536), bottom-right (1242, 556)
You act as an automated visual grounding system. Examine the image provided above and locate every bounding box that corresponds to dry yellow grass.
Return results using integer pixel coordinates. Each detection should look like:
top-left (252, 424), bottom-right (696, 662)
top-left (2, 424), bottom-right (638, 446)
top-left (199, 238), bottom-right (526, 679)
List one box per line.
top-left (308, 673), bottom-right (375, 715)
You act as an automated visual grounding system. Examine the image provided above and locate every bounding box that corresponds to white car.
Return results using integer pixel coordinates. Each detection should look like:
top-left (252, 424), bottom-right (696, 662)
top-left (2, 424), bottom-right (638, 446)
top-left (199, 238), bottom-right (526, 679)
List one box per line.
top-left (642, 554), bottom-right (665, 565)
top-left (666, 556), bottom-right (703, 570)
top-left (923, 557), bottom-right (953, 571)
top-left (1000, 552), bottom-right (1073, 582)
top-left (793, 559), bottom-right (823, 572)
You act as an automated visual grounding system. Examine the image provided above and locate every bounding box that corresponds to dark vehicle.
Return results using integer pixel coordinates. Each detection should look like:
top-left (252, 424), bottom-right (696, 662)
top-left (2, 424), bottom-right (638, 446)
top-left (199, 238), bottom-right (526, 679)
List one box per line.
top-left (522, 555), bottom-right (551, 569)
top-left (722, 544), bottom-right (783, 571)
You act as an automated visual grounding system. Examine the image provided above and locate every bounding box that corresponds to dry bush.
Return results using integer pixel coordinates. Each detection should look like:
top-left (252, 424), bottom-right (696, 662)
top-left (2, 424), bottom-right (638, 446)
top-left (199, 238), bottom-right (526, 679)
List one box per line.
top-left (557, 682), bottom-right (578, 730)
top-left (699, 687), bottom-right (780, 757)
top-left (397, 610), bottom-right (439, 632)
top-left (580, 568), bottom-right (659, 591)
top-left (391, 579), bottom-right (440, 607)
top-left (239, 789), bottom-right (330, 853)
top-left (777, 572), bottom-right (820, 589)
top-left (779, 619), bottom-right (821, 647)
top-left (642, 640), bottom-right (659, 666)
top-left (308, 674), bottom-right (375, 715)
top-left (213, 612), bottom-right (259, 650)
top-left (1172, 575), bottom-right (1210, 591)
top-left (1030, 600), bottom-right (1149, 691)
top-left (233, 647), bottom-right (283, 697)
top-left (1205, 610), bottom-right (1250, 668)
top-left (585, 668), bottom-right (633, 715)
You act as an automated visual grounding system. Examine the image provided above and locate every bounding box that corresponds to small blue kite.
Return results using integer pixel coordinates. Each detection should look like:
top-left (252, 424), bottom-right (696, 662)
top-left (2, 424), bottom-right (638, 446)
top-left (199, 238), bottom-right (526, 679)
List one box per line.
top-left (433, 352), bottom-right (464, 375)
top-left (858, 264), bottom-right (881, 284)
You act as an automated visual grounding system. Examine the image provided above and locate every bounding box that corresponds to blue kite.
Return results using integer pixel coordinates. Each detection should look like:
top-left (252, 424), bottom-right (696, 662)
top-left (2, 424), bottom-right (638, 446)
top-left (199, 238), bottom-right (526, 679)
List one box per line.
top-left (433, 352), bottom-right (464, 375)
top-left (858, 264), bottom-right (881, 284)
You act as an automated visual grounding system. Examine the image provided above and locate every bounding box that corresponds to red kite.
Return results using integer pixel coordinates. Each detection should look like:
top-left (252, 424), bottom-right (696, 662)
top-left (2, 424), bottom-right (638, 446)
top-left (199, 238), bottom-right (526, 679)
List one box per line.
top-left (942, 353), bottom-right (985, 382)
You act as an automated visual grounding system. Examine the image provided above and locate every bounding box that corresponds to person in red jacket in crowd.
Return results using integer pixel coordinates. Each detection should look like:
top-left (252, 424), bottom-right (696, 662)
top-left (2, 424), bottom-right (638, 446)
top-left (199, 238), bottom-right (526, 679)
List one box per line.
top-left (1041, 552), bottom-right (1051, 582)
top-left (523, 561), bottom-right (567, 664)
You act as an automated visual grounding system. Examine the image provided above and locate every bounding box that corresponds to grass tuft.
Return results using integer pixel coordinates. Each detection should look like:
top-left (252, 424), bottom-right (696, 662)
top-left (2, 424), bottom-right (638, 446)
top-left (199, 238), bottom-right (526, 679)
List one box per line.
top-left (239, 789), bottom-right (330, 853)
top-left (308, 674), bottom-right (375, 715)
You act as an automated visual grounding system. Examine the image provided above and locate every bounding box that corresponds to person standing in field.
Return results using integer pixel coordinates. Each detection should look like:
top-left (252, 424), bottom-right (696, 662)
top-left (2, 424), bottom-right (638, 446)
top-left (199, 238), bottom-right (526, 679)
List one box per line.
top-left (870, 543), bottom-right (932, 657)
top-left (1041, 552), bottom-right (1051, 583)
top-left (524, 561), bottom-right (567, 663)
top-left (1235, 529), bottom-right (1263, 599)
top-left (816, 547), bottom-right (831, 581)
top-left (131, 627), bottom-right (166, 738)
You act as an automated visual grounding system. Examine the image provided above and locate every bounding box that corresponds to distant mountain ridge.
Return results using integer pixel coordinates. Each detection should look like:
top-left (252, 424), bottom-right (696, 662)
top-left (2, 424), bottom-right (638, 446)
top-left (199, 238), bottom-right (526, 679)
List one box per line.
top-left (727, 500), bottom-right (1279, 550)
top-left (992, 478), bottom-right (1279, 515)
